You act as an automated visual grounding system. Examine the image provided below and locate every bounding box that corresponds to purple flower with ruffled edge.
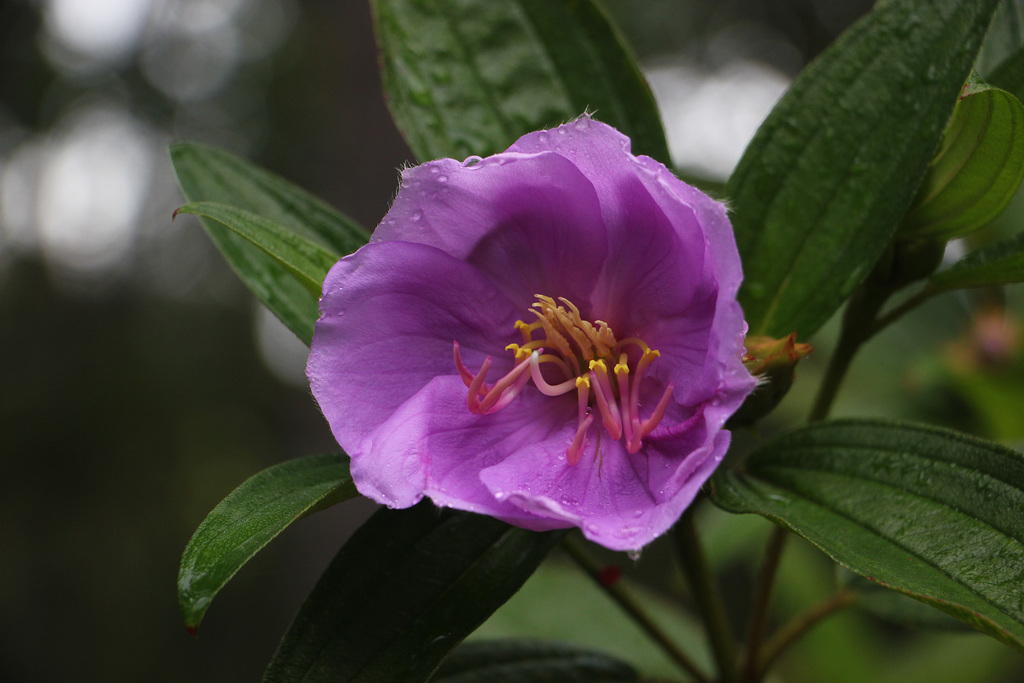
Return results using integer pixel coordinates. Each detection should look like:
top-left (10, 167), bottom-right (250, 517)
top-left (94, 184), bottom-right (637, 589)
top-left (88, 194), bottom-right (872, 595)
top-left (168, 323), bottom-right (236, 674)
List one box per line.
top-left (306, 117), bottom-right (756, 551)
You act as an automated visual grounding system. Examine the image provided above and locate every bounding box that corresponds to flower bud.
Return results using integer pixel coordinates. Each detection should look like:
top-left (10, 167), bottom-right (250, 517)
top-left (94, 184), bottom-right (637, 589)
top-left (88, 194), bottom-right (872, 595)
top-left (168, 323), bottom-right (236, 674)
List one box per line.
top-left (730, 333), bottom-right (813, 426)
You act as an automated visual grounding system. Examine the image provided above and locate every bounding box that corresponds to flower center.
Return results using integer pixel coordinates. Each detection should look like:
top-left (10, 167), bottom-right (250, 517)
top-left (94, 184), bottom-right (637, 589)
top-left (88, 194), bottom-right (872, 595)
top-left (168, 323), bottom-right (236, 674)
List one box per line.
top-left (453, 295), bottom-right (674, 464)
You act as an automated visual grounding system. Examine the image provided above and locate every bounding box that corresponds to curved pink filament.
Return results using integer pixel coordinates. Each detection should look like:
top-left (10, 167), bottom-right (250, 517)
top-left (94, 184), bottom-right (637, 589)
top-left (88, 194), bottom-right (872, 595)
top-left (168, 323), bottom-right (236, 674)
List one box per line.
top-left (478, 359), bottom-right (532, 413)
top-left (567, 414), bottom-right (594, 466)
top-left (588, 363), bottom-right (622, 440)
top-left (465, 355), bottom-right (492, 414)
top-left (453, 341), bottom-right (487, 395)
top-left (529, 352), bottom-right (577, 396)
top-left (640, 383), bottom-right (675, 438)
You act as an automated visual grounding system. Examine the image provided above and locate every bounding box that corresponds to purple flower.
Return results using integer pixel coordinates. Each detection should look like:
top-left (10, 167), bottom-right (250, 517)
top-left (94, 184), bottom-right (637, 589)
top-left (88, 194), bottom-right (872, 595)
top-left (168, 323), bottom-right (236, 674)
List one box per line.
top-left (306, 117), bottom-right (755, 551)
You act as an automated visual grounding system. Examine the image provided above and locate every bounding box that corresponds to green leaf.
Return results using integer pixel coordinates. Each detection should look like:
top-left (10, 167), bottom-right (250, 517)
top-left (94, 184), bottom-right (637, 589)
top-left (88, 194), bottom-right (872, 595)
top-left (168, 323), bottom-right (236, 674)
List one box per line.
top-left (842, 572), bottom-right (975, 631)
top-left (727, 0), bottom-right (1002, 338)
top-left (432, 640), bottom-right (640, 682)
top-left (988, 46), bottom-right (1024, 102)
top-left (712, 419), bottom-right (1024, 652)
top-left (928, 229), bottom-right (1024, 292)
top-left (263, 504), bottom-right (565, 683)
top-left (371, 0), bottom-right (670, 163)
top-left (170, 142), bottom-right (369, 345)
top-left (175, 202), bottom-right (340, 296)
top-left (178, 453), bottom-right (357, 632)
top-left (976, 0), bottom-right (1024, 80)
top-left (900, 82), bottom-right (1024, 239)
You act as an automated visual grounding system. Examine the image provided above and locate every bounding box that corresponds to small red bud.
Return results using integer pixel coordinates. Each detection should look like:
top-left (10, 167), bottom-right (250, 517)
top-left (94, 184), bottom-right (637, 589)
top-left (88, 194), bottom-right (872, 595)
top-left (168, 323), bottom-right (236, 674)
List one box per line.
top-left (597, 564), bottom-right (622, 586)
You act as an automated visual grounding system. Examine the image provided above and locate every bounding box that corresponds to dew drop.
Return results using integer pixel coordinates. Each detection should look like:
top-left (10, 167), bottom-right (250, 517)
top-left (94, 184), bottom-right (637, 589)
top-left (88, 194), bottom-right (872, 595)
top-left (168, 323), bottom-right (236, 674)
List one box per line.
top-left (494, 491), bottom-right (507, 501)
top-left (411, 209), bottom-right (423, 222)
top-left (632, 509), bottom-right (644, 518)
top-left (538, 132), bottom-right (549, 142)
top-left (463, 155), bottom-right (482, 167)
top-left (436, 175), bottom-right (448, 183)
top-left (627, 549), bottom-right (642, 562)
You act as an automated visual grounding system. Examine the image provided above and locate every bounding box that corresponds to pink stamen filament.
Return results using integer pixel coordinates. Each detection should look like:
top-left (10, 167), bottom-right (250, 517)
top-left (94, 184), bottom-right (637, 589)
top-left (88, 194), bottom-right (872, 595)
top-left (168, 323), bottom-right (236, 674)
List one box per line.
top-left (453, 341), bottom-right (486, 395)
top-left (640, 384), bottom-right (675, 438)
top-left (454, 342), bottom-right (532, 414)
top-left (629, 350), bottom-right (659, 418)
top-left (455, 296), bottom-right (675, 463)
top-left (479, 359), bottom-right (532, 413)
top-left (529, 352), bottom-right (577, 396)
top-left (588, 360), bottom-right (622, 440)
top-left (616, 364), bottom-right (642, 455)
top-left (567, 414), bottom-right (594, 466)
top-left (465, 355), bottom-right (492, 414)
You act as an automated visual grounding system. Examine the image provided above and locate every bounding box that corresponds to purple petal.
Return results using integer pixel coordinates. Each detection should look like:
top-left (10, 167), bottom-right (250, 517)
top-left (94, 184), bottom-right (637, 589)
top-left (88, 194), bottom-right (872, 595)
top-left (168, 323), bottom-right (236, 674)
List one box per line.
top-left (355, 375), bottom-right (573, 528)
top-left (307, 241), bottom-right (520, 456)
top-left (509, 118), bottom-right (734, 403)
top-left (372, 151), bottom-right (608, 310)
top-left (478, 419), bottom-right (730, 551)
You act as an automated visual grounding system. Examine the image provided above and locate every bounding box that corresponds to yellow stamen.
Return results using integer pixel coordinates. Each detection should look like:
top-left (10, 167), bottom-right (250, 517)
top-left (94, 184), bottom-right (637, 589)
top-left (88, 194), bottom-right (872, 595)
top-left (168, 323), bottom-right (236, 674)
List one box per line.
top-left (456, 294), bottom-right (672, 465)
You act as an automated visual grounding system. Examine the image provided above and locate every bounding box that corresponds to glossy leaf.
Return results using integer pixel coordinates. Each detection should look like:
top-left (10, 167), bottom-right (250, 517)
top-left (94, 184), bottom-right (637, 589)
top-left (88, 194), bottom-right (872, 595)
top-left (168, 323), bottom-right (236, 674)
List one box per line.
top-left (371, 0), bottom-right (670, 163)
top-left (900, 83), bottom-right (1024, 239)
top-left (712, 419), bottom-right (1024, 652)
top-left (727, 0), bottom-right (1002, 338)
top-left (263, 504), bottom-right (565, 683)
top-left (432, 640), bottom-right (639, 682)
top-left (842, 572), bottom-right (974, 631)
top-left (175, 202), bottom-right (340, 297)
top-left (928, 229), bottom-right (1024, 292)
top-left (178, 453), bottom-right (357, 631)
top-left (170, 142), bottom-right (369, 345)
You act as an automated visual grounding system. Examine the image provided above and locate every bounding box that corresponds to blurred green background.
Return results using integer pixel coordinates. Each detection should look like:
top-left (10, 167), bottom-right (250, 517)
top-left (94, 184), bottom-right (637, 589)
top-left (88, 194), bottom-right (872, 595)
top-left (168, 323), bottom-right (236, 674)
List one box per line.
top-left (2, 0), bottom-right (1023, 680)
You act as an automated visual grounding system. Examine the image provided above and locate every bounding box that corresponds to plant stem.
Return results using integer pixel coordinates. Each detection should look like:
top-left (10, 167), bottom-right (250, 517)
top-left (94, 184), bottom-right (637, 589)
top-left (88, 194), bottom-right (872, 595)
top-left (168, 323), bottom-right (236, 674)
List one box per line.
top-left (561, 535), bottom-right (710, 683)
top-left (869, 286), bottom-right (936, 337)
top-left (755, 589), bottom-right (857, 679)
top-left (673, 506), bottom-right (739, 683)
top-left (808, 284), bottom-right (891, 422)
top-left (740, 526), bottom-right (788, 682)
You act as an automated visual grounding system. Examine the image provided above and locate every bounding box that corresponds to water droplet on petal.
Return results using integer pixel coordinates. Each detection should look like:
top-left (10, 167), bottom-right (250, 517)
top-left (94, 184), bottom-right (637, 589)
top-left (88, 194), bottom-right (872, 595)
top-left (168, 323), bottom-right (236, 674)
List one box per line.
top-left (463, 155), bottom-right (482, 167)
top-left (627, 549), bottom-right (642, 562)
top-left (411, 209), bottom-right (423, 222)
top-left (538, 132), bottom-right (549, 142)
top-left (436, 175), bottom-right (447, 183)
top-left (632, 509), bottom-right (644, 518)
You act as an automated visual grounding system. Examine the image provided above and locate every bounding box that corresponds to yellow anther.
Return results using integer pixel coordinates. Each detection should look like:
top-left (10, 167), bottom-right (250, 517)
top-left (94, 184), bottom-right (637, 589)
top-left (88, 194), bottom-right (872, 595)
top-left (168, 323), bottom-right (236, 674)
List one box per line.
top-left (529, 308), bottom-right (576, 361)
top-left (515, 319), bottom-right (540, 343)
top-left (618, 337), bottom-right (653, 354)
top-left (481, 292), bottom-right (668, 462)
top-left (505, 343), bottom-right (532, 362)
